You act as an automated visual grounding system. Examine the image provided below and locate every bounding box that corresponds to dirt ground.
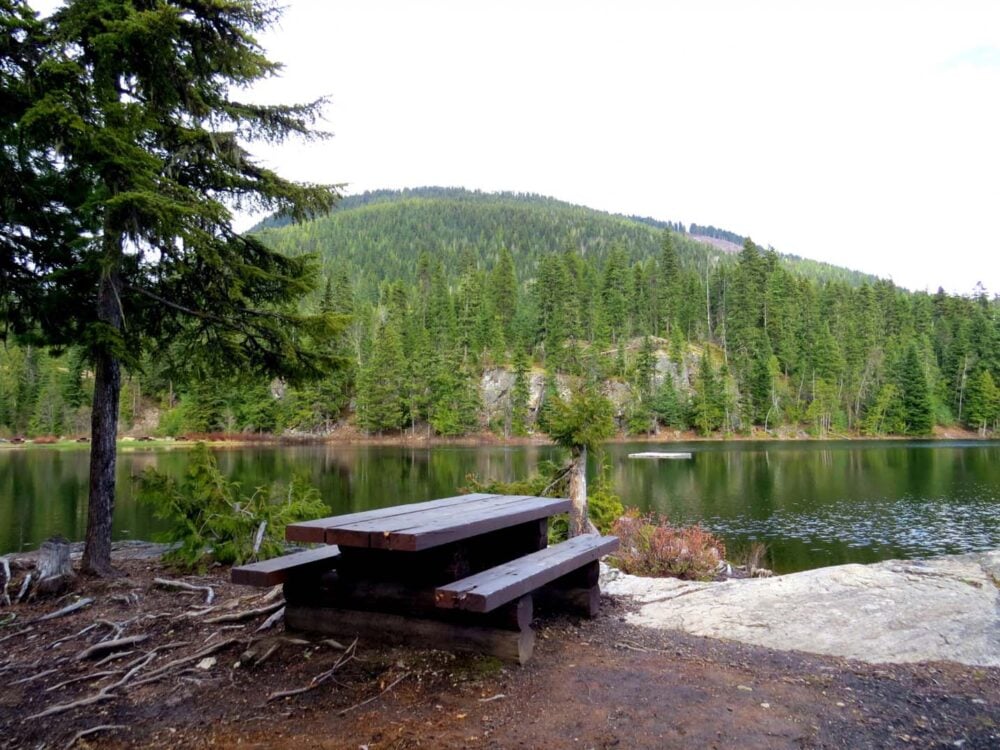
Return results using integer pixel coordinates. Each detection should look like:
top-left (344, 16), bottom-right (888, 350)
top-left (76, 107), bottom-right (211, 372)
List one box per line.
top-left (2, 554), bottom-right (998, 750)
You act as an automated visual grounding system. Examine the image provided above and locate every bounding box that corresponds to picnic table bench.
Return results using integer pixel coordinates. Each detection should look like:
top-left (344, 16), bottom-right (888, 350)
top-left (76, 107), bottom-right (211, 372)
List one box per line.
top-left (231, 493), bottom-right (619, 663)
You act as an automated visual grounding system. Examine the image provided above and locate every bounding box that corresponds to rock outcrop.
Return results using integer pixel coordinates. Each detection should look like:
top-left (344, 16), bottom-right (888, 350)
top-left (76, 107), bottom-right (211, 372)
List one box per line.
top-left (602, 550), bottom-right (1000, 667)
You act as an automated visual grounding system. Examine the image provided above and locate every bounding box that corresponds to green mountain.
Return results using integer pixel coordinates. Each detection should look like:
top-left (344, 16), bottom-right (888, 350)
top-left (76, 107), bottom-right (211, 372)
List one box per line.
top-left (254, 187), bottom-right (876, 299)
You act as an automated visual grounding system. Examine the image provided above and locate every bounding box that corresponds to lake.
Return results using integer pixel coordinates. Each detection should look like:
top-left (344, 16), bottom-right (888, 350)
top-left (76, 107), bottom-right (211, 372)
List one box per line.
top-left (2, 440), bottom-right (999, 573)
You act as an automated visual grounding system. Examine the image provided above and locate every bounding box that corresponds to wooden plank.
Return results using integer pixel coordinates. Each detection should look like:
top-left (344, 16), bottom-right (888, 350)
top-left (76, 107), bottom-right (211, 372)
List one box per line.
top-left (285, 493), bottom-right (499, 544)
top-left (378, 497), bottom-right (571, 551)
top-left (284, 574), bottom-right (533, 630)
top-left (326, 494), bottom-right (541, 548)
top-left (285, 602), bottom-right (536, 664)
top-left (435, 534), bottom-right (619, 612)
top-left (230, 545), bottom-right (341, 587)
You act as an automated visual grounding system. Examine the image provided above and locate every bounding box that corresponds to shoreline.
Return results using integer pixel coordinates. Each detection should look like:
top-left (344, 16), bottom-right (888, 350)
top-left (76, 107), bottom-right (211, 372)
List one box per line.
top-left (0, 425), bottom-right (995, 451)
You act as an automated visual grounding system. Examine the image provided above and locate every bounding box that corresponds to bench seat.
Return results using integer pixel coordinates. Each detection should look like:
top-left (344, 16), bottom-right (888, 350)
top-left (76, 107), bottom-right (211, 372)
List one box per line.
top-left (434, 534), bottom-right (618, 613)
top-left (231, 545), bottom-right (341, 587)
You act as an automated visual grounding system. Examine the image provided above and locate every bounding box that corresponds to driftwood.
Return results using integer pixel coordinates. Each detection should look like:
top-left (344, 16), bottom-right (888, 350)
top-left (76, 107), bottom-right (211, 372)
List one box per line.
top-left (154, 578), bottom-right (215, 605)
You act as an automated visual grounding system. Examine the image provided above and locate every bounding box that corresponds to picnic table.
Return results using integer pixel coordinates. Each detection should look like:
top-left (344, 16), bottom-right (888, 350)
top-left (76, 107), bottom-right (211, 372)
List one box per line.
top-left (232, 493), bottom-right (618, 663)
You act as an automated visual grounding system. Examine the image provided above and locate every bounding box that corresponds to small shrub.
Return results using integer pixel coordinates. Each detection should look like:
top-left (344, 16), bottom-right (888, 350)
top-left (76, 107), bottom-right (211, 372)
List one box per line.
top-left (138, 442), bottom-right (326, 570)
top-left (464, 453), bottom-right (624, 544)
top-left (609, 509), bottom-right (726, 581)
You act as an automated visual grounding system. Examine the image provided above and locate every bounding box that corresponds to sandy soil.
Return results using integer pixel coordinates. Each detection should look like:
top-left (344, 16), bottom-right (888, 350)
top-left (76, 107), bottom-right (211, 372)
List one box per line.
top-left (2, 554), bottom-right (998, 750)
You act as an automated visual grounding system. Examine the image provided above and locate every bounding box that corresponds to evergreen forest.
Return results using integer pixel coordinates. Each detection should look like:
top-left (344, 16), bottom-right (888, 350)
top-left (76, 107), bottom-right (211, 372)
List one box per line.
top-left (3, 188), bottom-right (999, 441)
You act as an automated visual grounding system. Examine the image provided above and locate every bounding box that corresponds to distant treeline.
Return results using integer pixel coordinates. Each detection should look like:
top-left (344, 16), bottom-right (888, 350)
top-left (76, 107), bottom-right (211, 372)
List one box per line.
top-left (2, 190), bottom-right (997, 440)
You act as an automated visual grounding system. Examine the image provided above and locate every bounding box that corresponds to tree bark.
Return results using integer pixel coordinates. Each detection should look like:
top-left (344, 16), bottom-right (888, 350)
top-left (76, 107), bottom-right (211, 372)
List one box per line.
top-left (567, 445), bottom-right (588, 537)
top-left (82, 239), bottom-right (123, 577)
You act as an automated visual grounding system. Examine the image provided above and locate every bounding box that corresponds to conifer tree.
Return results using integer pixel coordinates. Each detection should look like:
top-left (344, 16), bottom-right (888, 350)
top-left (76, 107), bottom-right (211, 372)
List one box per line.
top-left (691, 350), bottom-right (724, 435)
top-left (898, 344), bottom-right (934, 435)
top-left (965, 368), bottom-right (999, 434)
top-left (5, 0), bottom-right (343, 574)
top-left (510, 349), bottom-right (531, 437)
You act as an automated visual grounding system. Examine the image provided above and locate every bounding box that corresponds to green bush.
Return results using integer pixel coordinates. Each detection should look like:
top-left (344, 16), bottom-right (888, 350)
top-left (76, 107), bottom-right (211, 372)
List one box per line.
top-left (609, 509), bottom-right (726, 581)
top-left (138, 442), bottom-right (327, 570)
top-left (464, 452), bottom-right (624, 543)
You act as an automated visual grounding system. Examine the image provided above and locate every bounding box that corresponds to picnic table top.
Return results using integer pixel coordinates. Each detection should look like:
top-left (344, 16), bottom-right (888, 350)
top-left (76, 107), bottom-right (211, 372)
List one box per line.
top-left (286, 493), bottom-right (570, 551)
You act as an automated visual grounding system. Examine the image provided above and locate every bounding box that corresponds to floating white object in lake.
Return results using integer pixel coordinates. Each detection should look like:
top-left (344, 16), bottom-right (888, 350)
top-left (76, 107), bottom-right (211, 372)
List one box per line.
top-left (628, 452), bottom-right (692, 460)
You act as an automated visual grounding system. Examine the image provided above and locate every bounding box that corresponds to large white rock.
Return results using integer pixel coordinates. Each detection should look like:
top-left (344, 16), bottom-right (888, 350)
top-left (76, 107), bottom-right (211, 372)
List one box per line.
top-left (601, 550), bottom-right (1000, 667)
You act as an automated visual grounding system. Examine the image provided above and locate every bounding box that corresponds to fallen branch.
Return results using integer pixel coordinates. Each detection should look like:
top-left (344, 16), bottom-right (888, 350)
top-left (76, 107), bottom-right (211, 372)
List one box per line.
top-left (478, 693), bottom-right (506, 703)
top-left (63, 724), bottom-right (126, 750)
top-left (154, 578), bottom-right (215, 605)
top-left (338, 672), bottom-right (409, 716)
top-left (267, 638), bottom-right (358, 702)
top-left (204, 601), bottom-right (282, 624)
top-left (34, 597), bottom-right (94, 623)
top-left (75, 635), bottom-right (149, 662)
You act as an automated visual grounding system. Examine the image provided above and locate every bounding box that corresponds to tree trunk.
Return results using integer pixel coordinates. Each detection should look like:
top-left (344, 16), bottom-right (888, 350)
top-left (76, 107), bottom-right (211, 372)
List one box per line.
top-left (82, 240), bottom-right (123, 577)
top-left (567, 445), bottom-right (588, 537)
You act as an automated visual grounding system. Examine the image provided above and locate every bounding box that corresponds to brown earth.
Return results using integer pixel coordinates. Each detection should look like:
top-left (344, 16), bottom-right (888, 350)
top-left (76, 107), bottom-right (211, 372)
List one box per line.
top-left (2, 551), bottom-right (998, 749)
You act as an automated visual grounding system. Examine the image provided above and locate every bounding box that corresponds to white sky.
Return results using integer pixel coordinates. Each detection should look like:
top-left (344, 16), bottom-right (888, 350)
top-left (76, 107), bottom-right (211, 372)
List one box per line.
top-left (35, 1), bottom-right (1000, 295)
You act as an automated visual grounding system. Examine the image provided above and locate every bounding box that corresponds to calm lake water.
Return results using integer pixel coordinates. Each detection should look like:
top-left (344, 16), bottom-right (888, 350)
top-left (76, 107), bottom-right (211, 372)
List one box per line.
top-left (2, 440), bottom-right (999, 573)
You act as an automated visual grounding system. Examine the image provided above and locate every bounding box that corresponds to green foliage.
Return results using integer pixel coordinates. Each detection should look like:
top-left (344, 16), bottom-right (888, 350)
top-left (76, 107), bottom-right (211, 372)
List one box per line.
top-left (541, 386), bottom-right (615, 451)
top-left (464, 451), bottom-right (624, 543)
top-left (609, 510), bottom-right (727, 581)
top-left (138, 443), bottom-right (326, 570)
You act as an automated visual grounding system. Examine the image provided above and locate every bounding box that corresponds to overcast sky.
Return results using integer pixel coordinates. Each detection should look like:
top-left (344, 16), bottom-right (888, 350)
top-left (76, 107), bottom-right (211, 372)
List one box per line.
top-left (35, 1), bottom-right (1000, 294)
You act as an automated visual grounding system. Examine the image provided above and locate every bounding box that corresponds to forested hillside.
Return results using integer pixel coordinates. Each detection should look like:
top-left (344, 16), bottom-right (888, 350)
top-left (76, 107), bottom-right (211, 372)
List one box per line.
top-left (2, 189), bottom-right (999, 441)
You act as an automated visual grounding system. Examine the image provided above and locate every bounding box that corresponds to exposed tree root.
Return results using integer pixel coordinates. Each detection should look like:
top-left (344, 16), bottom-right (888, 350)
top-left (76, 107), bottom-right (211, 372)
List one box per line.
top-left (338, 671), bottom-right (409, 716)
top-left (154, 578), bottom-right (215, 605)
top-left (204, 601), bottom-right (282, 624)
top-left (33, 598), bottom-right (94, 623)
top-left (267, 638), bottom-right (358, 702)
top-left (62, 724), bottom-right (126, 750)
top-left (75, 635), bottom-right (149, 662)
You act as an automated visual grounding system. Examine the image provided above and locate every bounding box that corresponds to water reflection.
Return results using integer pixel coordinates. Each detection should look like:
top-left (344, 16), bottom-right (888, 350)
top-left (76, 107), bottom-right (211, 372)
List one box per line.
top-left (2, 441), bottom-right (999, 573)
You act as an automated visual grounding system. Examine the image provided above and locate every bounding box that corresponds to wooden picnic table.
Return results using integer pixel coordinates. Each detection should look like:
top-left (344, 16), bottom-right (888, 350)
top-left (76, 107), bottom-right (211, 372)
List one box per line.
top-left (235, 493), bottom-right (618, 664)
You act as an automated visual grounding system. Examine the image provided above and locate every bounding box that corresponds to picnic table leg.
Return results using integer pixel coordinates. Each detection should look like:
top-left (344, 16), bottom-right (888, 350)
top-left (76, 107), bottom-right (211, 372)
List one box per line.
top-left (537, 560), bottom-right (601, 618)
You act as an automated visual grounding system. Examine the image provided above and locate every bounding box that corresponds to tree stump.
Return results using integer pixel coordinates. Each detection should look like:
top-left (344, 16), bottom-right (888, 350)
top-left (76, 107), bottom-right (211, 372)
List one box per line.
top-left (35, 536), bottom-right (74, 596)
